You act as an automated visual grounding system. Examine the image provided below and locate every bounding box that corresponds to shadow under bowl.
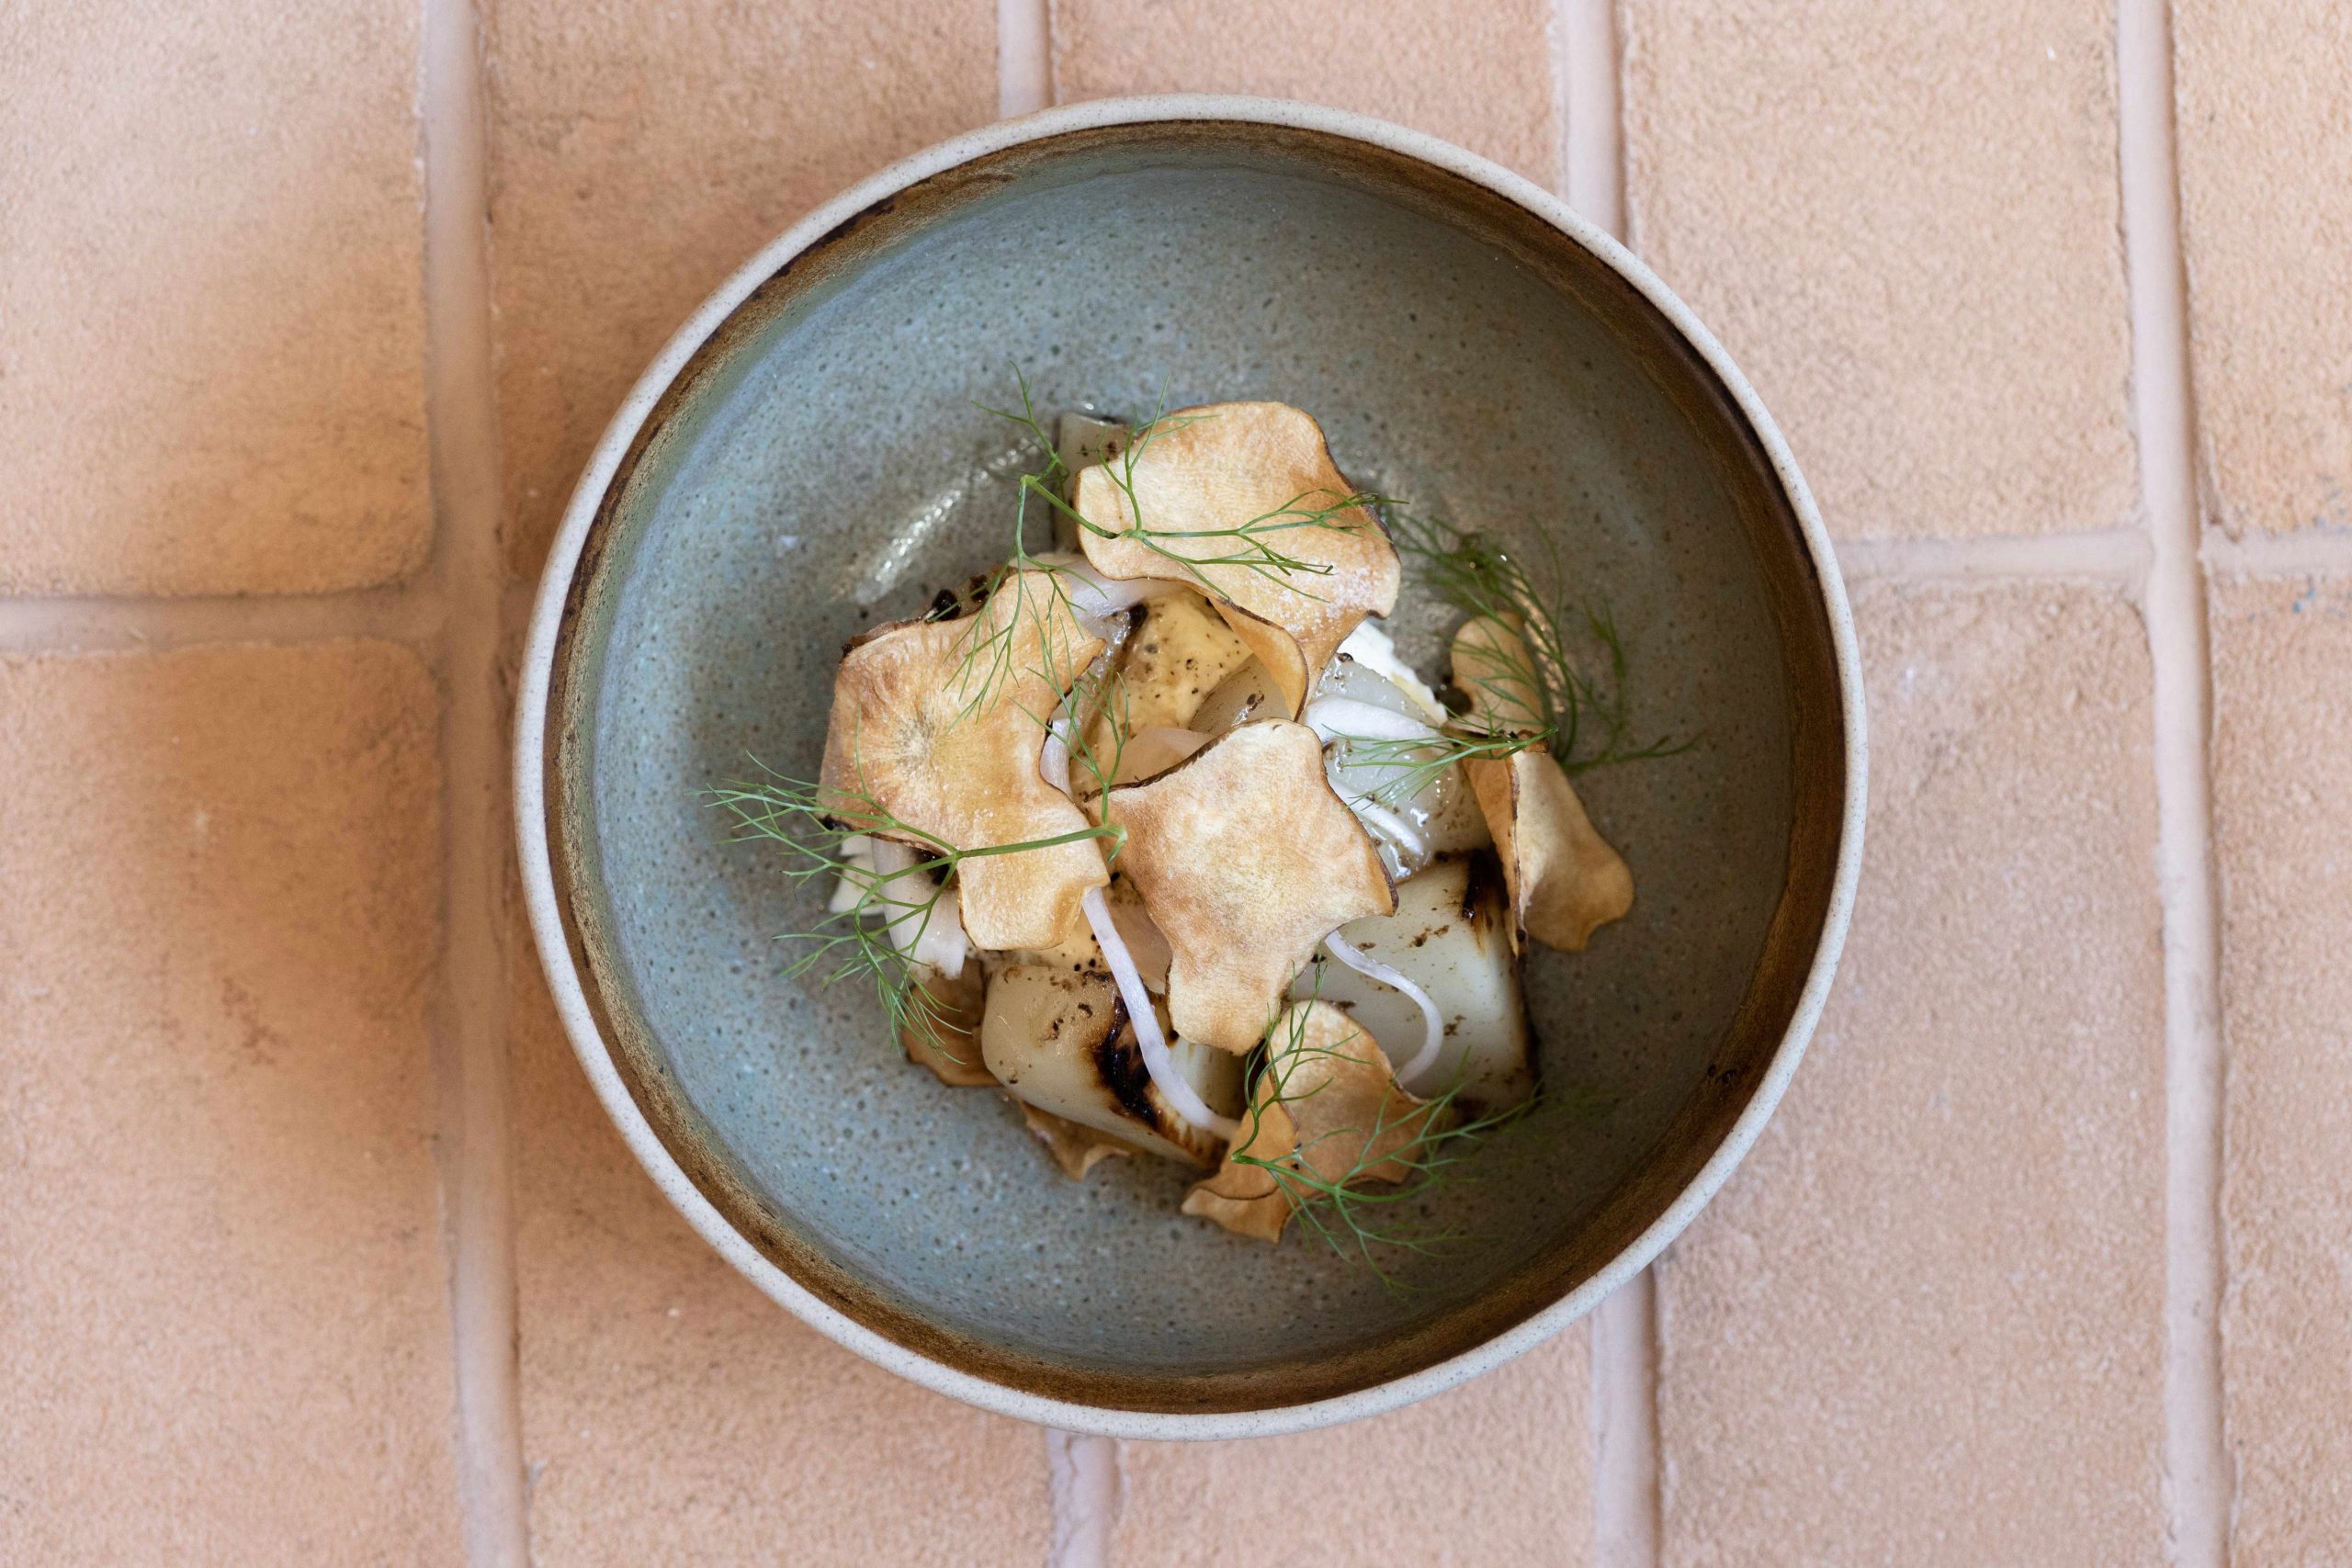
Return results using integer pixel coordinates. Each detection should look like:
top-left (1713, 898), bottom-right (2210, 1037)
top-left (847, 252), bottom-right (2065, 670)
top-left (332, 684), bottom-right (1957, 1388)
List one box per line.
top-left (517, 97), bottom-right (1863, 1439)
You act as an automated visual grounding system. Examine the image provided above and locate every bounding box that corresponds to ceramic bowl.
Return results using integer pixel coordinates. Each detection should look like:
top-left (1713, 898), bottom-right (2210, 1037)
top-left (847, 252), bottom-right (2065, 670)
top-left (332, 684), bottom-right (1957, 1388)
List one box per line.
top-left (516, 96), bottom-right (1865, 1439)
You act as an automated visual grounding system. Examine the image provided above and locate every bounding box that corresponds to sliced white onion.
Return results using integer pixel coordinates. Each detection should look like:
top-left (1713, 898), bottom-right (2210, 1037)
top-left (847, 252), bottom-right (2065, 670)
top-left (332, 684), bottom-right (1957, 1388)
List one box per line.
top-left (1084, 885), bottom-right (1239, 1141)
top-left (1303, 695), bottom-right (1438, 746)
top-left (1342, 793), bottom-right (1428, 865)
top-left (1039, 720), bottom-right (1074, 794)
top-left (1322, 931), bottom-right (1444, 1088)
top-left (828, 835), bottom-right (878, 914)
top-left (1336, 621), bottom-right (1447, 721)
top-left (865, 839), bottom-right (969, 979)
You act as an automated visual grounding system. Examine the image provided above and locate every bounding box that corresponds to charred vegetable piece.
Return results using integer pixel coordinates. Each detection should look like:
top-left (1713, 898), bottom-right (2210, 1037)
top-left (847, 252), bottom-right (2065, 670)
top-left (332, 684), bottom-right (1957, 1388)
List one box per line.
top-left (979, 963), bottom-right (1244, 1167)
top-left (1108, 721), bottom-right (1395, 1051)
top-left (1099, 589), bottom-right (1255, 733)
top-left (1182, 1000), bottom-right (1444, 1242)
top-left (819, 569), bottom-right (1108, 950)
top-left (1297, 853), bottom-right (1534, 1112)
top-left (1071, 401), bottom-right (1398, 716)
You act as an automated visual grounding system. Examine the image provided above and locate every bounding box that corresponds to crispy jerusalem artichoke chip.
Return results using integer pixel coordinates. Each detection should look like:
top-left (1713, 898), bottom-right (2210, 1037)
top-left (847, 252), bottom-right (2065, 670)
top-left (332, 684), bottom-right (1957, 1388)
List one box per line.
top-left (1109, 722), bottom-right (1395, 1051)
top-left (1182, 1000), bottom-right (1444, 1242)
top-left (1449, 614), bottom-right (1634, 952)
top-left (1450, 614), bottom-right (1550, 735)
top-left (1071, 402), bottom-right (1399, 716)
top-left (899, 962), bottom-right (992, 1088)
top-left (1204, 599), bottom-right (1316, 720)
top-left (1466, 749), bottom-right (1634, 953)
top-left (1177, 1098), bottom-right (1295, 1242)
top-left (1019, 1101), bottom-right (1138, 1180)
top-left (819, 570), bottom-right (1107, 951)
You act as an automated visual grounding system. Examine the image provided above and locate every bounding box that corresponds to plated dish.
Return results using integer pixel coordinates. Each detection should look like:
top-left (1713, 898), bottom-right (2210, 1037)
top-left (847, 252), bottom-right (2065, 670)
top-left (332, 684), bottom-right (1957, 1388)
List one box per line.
top-left (519, 97), bottom-right (1861, 1437)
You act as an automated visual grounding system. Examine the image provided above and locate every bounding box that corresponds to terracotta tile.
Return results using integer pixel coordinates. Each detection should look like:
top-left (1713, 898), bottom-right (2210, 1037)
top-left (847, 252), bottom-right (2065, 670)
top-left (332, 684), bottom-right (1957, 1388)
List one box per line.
top-left (483, 0), bottom-right (999, 575)
top-left (2211, 574), bottom-right (2352, 1561)
top-left (1052, 0), bottom-right (1559, 187)
top-left (2176, 2), bottom-right (2352, 536)
top-left (509, 948), bottom-right (1050, 1564)
top-left (0, 646), bottom-right (457, 1560)
top-left (0, 3), bottom-right (429, 594)
top-left (1622, 0), bottom-right (2136, 538)
top-left (1113, 1328), bottom-right (1591, 1567)
top-left (1655, 583), bottom-right (2166, 1563)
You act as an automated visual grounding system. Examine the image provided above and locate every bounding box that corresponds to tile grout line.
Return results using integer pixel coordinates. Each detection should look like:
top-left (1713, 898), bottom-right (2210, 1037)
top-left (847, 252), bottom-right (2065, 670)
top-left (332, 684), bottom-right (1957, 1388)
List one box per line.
top-left (1045, 1427), bottom-right (1118, 1568)
top-left (1833, 528), bottom-right (2154, 583)
top-left (1000, 2), bottom-right (1116, 1563)
top-left (421, 0), bottom-right (529, 1562)
top-left (0, 588), bottom-right (444, 653)
top-left (1559, 0), bottom-right (1624, 235)
top-left (1000, 0), bottom-right (1053, 121)
top-left (1560, 2), bottom-right (1662, 1565)
top-left (2116, 1), bottom-right (2231, 1563)
top-left (2201, 524), bottom-right (2352, 576)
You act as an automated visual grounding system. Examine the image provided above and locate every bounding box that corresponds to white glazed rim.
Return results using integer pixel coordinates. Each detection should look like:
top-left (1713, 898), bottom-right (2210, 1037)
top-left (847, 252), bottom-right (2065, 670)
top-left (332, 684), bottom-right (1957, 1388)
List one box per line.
top-left (514, 94), bottom-right (1869, 1442)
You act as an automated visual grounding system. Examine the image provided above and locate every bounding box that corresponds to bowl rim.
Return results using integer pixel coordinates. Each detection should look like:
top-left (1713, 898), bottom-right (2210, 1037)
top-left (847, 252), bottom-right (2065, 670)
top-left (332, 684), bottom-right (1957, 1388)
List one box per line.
top-left (514, 93), bottom-right (1868, 1441)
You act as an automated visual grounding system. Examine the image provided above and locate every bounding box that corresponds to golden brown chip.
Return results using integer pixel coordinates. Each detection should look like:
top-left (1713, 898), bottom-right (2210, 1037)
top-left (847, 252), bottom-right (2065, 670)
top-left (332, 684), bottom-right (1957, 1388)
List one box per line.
top-left (1178, 1100), bottom-right (1295, 1241)
top-left (1108, 721), bottom-right (1395, 1051)
top-left (1450, 614), bottom-right (1550, 735)
top-left (1465, 749), bottom-right (1634, 953)
top-left (1019, 1102), bottom-right (1139, 1180)
top-left (820, 570), bottom-right (1108, 951)
top-left (1182, 1000), bottom-right (1443, 1242)
top-left (1205, 599), bottom-right (1317, 718)
top-left (1071, 402), bottom-right (1398, 715)
top-left (899, 963), bottom-right (992, 1088)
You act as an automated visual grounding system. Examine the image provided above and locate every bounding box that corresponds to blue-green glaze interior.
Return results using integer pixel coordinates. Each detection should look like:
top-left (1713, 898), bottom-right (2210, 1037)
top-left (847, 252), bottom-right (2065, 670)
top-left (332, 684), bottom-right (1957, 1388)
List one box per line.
top-left (550, 123), bottom-right (1834, 1410)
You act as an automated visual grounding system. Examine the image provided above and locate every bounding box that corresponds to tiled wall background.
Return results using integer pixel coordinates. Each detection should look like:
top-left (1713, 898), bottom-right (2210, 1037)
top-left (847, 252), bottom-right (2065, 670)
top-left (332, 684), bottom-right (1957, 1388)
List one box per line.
top-left (3, 0), bottom-right (2346, 1562)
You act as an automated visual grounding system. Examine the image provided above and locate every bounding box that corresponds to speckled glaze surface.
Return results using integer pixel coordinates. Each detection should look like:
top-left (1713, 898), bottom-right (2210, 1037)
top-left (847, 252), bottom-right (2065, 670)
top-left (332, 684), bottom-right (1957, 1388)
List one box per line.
top-left (517, 97), bottom-right (1863, 1438)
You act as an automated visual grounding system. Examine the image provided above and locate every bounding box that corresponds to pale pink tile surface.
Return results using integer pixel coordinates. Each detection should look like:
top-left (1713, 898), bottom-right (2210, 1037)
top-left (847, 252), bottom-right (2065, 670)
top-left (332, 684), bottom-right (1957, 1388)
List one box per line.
top-left (0, 645), bottom-right (459, 1562)
top-left (2176, 0), bottom-right (2352, 536)
top-left (0, 1), bottom-right (431, 595)
top-left (1655, 583), bottom-right (2168, 1564)
top-left (509, 953), bottom-right (1052, 1565)
top-left (482, 0), bottom-right (999, 573)
top-left (1053, 0), bottom-right (1560, 187)
top-left (3, 0), bottom-right (2349, 1558)
top-left (2211, 575), bottom-right (2352, 1562)
top-left (1622, 0), bottom-right (2137, 539)
top-left (1114, 1329), bottom-right (1592, 1568)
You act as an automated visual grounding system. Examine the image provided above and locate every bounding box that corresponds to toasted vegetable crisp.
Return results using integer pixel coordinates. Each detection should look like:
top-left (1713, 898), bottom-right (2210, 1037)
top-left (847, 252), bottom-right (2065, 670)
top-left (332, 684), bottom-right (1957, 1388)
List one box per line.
top-left (1109, 721), bottom-right (1395, 1052)
top-left (1468, 749), bottom-right (1634, 953)
top-left (1182, 1001), bottom-right (1444, 1243)
top-left (1073, 401), bottom-right (1400, 716)
top-left (717, 389), bottom-right (1679, 1273)
top-left (819, 569), bottom-right (1108, 951)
